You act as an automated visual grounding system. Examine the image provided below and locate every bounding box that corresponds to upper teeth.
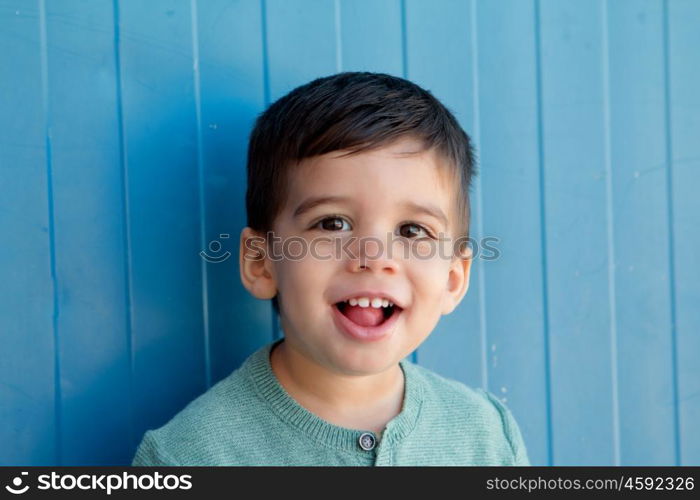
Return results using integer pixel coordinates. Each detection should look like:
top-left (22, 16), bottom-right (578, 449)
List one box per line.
top-left (345, 297), bottom-right (394, 308)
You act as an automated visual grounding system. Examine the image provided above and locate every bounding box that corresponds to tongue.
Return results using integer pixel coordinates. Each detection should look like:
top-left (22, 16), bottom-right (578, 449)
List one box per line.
top-left (341, 304), bottom-right (385, 327)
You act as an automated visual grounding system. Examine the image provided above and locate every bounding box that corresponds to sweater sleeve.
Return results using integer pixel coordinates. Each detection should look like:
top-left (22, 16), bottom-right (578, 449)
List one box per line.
top-left (477, 389), bottom-right (531, 466)
top-left (131, 430), bottom-right (180, 466)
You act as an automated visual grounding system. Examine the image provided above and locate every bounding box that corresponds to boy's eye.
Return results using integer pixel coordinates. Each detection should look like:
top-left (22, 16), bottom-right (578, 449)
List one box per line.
top-left (399, 223), bottom-right (432, 239)
top-left (311, 217), bottom-right (433, 239)
top-left (314, 216), bottom-right (351, 232)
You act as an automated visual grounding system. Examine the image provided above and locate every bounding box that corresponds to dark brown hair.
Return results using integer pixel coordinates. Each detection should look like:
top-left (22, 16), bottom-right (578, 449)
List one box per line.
top-left (244, 71), bottom-right (477, 315)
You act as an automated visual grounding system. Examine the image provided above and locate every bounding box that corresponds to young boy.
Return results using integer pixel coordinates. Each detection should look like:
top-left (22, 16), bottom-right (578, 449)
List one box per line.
top-left (131, 71), bottom-right (530, 466)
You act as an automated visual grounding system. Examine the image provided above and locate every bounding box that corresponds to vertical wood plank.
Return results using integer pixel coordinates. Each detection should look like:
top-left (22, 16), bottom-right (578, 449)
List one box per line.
top-left (477, 0), bottom-right (549, 467)
top-left (44, 0), bottom-right (133, 465)
top-left (265, 0), bottom-right (337, 100)
top-left (0, 0), bottom-right (57, 466)
top-left (667, 0), bottom-right (700, 466)
top-left (607, 0), bottom-right (676, 465)
top-left (339, 0), bottom-right (403, 74)
top-left (118, 0), bottom-right (206, 439)
top-left (538, 0), bottom-right (615, 465)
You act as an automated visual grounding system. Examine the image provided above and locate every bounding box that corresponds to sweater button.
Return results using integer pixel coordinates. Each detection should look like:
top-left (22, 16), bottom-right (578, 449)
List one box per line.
top-left (358, 432), bottom-right (376, 451)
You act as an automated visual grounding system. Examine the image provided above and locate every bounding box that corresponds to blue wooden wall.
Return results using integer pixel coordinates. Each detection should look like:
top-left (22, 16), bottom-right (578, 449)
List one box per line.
top-left (1, 0), bottom-right (698, 466)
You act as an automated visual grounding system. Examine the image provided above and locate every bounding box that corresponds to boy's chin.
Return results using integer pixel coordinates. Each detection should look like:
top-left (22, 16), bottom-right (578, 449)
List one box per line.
top-left (323, 347), bottom-right (405, 377)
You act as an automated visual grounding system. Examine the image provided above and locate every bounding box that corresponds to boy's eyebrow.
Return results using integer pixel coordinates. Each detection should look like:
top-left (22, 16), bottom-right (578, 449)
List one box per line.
top-left (400, 201), bottom-right (448, 229)
top-left (294, 196), bottom-right (448, 228)
top-left (293, 196), bottom-right (352, 219)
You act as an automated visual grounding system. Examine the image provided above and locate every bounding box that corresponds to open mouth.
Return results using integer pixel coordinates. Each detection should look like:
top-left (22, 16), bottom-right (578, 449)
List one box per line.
top-left (334, 300), bottom-right (402, 327)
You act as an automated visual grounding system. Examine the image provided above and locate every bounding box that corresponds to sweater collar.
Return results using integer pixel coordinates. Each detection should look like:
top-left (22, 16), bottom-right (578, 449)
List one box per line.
top-left (244, 338), bottom-right (424, 453)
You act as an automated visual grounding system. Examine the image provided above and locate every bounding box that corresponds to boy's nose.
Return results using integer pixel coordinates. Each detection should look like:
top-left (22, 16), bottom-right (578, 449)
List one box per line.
top-left (344, 234), bottom-right (399, 274)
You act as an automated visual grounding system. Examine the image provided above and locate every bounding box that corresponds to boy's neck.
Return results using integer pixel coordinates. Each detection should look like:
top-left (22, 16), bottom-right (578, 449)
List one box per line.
top-left (269, 339), bottom-right (405, 436)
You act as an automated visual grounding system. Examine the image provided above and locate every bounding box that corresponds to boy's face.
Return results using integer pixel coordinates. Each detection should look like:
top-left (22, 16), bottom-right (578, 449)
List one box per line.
top-left (240, 136), bottom-right (472, 376)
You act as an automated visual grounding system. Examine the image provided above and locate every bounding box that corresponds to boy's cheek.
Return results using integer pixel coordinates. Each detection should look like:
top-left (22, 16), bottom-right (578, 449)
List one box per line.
top-left (276, 257), bottom-right (333, 296)
top-left (411, 240), bottom-right (438, 260)
top-left (399, 237), bottom-right (457, 263)
top-left (307, 237), bottom-right (337, 261)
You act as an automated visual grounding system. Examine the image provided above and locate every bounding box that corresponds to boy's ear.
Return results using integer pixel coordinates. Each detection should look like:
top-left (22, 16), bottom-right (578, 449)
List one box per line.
top-left (239, 227), bottom-right (277, 300)
top-left (441, 244), bottom-right (473, 316)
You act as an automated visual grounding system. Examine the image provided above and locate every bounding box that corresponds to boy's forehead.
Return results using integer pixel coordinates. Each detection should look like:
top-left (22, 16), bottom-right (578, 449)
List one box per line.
top-left (293, 144), bottom-right (450, 197)
top-left (295, 136), bottom-right (451, 184)
top-left (327, 135), bottom-right (428, 158)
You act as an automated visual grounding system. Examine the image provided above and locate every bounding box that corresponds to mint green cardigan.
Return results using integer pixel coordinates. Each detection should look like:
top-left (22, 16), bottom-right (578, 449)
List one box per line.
top-left (132, 339), bottom-right (530, 466)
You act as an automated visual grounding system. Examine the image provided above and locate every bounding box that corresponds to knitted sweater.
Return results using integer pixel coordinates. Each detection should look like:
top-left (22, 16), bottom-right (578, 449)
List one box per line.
top-left (131, 339), bottom-right (530, 466)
